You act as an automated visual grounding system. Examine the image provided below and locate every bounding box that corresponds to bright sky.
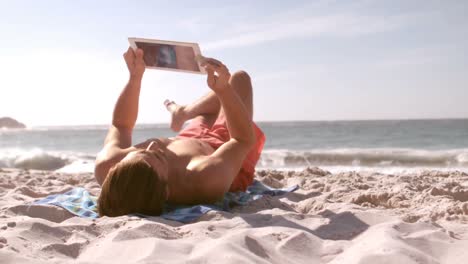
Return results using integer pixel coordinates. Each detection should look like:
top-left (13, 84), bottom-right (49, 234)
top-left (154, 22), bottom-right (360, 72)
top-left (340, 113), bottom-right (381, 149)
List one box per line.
top-left (1, 0), bottom-right (467, 127)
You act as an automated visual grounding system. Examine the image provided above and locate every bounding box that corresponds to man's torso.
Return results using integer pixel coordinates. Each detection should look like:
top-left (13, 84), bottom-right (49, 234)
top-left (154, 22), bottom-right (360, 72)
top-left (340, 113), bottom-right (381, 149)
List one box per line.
top-left (133, 137), bottom-right (216, 203)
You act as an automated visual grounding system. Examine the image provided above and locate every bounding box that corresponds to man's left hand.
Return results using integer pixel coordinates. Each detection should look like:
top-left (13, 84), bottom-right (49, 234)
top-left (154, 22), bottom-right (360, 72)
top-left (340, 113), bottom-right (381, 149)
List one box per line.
top-left (124, 47), bottom-right (146, 79)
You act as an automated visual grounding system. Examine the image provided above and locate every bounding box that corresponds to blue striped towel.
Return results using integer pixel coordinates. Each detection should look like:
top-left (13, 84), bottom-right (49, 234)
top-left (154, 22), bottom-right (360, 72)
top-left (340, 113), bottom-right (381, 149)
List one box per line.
top-left (33, 180), bottom-right (298, 223)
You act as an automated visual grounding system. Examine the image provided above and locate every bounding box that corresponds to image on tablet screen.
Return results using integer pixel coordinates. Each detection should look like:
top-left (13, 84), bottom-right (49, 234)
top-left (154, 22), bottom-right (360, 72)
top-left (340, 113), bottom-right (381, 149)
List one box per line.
top-left (135, 41), bottom-right (199, 72)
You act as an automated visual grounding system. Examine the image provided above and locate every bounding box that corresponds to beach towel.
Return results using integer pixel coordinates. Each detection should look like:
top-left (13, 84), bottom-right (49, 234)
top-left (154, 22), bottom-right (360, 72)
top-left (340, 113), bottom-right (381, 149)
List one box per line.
top-left (33, 180), bottom-right (298, 223)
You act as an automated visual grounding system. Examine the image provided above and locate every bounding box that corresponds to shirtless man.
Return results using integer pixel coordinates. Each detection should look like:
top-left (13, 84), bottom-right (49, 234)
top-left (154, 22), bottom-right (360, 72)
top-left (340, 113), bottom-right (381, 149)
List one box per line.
top-left (95, 48), bottom-right (265, 217)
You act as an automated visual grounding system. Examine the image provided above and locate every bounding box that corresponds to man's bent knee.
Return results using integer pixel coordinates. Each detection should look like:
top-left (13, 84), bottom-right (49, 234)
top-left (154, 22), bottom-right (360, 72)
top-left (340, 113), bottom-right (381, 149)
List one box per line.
top-left (229, 70), bottom-right (252, 94)
top-left (230, 70), bottom-right (251, 83)
top-left (229, 70), bottom-right (253, 118)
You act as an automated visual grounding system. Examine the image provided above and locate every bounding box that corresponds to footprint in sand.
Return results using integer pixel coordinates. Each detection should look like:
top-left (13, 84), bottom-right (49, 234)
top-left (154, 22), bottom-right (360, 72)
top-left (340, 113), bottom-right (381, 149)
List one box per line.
top-left (0, 236), bottom-right (7, 249)
top-left (112, 223), bottom-right (182, 241)
top-left (8, 204), bottom-right (73, 223)
top-left (41, 242), bottom-right (85, 259)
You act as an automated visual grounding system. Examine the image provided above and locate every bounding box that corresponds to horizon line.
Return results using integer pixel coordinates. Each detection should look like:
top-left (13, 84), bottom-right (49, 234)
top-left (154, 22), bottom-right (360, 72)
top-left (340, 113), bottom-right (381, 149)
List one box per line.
top-left (28, 117), bottom-right (468, 128)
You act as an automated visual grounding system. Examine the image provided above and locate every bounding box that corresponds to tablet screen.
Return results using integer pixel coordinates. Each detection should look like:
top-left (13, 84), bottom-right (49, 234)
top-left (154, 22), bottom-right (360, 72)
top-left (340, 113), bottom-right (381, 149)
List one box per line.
top-left (129, 38), bottom-right (206, 74)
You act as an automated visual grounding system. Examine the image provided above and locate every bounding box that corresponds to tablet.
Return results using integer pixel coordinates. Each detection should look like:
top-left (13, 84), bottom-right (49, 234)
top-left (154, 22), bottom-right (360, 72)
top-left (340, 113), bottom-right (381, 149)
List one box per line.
top-left (128, 37), bottom-right (207, 74)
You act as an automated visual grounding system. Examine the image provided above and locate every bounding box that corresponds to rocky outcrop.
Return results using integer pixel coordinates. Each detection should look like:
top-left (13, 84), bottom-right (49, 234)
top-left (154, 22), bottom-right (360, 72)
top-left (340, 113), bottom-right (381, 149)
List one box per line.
top-left (0, 117), bottom-right (26, 129)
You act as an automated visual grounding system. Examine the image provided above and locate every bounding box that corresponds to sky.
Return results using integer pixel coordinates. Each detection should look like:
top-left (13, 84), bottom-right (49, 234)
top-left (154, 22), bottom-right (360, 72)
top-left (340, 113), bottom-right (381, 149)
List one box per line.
top-left (0, 0), bottom-right (467, 127)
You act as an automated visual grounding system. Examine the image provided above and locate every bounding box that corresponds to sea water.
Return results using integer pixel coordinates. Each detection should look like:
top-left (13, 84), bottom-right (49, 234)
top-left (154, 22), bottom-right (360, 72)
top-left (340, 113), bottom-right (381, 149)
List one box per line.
top-left (1, 119), bottom-right (468, 174)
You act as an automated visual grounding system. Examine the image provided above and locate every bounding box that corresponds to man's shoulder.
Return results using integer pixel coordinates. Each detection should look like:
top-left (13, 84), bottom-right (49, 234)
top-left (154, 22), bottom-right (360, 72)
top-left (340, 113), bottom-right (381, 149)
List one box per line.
top-left (94, 147), bottom-right (132, 185)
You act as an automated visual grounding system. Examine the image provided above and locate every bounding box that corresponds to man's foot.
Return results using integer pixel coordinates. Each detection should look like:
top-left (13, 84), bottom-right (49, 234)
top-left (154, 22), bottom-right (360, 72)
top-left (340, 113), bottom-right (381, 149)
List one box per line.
top-left (164, 99), bottom-right (187, 132)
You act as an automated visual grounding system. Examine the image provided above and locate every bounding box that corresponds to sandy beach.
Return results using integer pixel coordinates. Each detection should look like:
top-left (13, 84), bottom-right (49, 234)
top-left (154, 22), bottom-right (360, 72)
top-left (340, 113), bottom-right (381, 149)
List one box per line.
top-left (2, 0), bottom-right (467, 263)
top-left (0, 167), bottom-right (467, 263)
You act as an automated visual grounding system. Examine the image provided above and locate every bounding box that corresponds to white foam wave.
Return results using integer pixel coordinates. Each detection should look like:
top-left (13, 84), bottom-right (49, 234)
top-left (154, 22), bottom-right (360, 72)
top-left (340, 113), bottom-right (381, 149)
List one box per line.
top-left (56, 160), bottom-right (95, 173)
top-left (258, 148), bottom-right (468, 171)
top-left (456, 153), bottom-right (468, 164)
top-left (0, 148), bottom-right (95, 171)
top-left (2, 147), bottom-right (467, 174)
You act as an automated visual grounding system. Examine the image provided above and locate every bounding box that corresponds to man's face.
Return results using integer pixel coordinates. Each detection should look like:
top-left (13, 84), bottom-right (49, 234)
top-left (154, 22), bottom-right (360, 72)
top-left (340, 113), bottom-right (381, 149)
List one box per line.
top-left (121, 141), bottom-right (169, 183)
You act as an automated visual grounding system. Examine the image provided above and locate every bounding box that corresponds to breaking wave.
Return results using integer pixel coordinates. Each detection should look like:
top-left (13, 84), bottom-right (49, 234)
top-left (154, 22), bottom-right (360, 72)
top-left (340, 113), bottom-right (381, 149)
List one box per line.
top-left (1, 147), bottom-right (468, 174)
top-left (258, 148), bottom-right (468, 170)
top-left (0, 148), bottom-right (95, 172)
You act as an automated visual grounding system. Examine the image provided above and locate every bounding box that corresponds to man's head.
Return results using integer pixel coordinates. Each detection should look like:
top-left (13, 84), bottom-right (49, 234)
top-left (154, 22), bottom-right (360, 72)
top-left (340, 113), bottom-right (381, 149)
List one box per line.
top-left (98, 143), bottom-right (169, 217)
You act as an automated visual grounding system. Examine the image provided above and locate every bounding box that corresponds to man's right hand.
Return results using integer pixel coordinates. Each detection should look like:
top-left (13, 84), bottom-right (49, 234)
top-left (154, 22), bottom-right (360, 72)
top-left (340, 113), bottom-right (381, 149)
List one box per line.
top-left (202, 58), bottom-right (231, 93)
top-left (124, 47), bottom-right (145, 79)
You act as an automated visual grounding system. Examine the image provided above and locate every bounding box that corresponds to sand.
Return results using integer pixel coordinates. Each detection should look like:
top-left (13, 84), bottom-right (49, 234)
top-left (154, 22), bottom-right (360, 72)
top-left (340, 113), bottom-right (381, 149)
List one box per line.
top-left (1, 167), bottom-right (468, 264)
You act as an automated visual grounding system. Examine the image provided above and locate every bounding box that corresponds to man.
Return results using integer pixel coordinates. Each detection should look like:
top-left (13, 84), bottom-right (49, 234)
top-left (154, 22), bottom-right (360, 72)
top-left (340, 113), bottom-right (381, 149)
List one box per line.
top-left (95, 47), bottom-right (265, 217)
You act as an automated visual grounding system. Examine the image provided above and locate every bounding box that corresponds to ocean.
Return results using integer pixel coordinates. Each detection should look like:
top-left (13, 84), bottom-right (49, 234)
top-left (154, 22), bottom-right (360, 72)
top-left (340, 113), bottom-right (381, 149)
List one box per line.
top-left (1, 119), bottom-right (468, 174)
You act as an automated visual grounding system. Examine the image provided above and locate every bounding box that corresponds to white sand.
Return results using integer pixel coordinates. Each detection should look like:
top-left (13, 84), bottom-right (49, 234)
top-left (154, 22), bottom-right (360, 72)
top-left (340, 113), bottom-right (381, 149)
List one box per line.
top-left (1, 167), bottom-right (467, 264)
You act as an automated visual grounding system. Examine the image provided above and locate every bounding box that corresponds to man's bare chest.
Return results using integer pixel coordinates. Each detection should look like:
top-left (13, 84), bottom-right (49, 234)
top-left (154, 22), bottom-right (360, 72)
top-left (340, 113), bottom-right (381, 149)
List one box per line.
top-left (166, 137), bottom-right (215, 158)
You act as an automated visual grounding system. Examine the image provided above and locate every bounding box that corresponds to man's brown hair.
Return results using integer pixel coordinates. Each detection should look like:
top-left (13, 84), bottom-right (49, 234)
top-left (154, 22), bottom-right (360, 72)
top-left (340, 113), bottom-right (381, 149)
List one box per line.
top-left (97, 160), bottom-right (167, 217)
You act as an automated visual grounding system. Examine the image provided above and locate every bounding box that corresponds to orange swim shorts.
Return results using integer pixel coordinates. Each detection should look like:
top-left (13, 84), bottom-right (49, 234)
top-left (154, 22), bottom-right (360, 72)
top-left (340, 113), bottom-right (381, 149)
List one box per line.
top-left (177, 113), bottom-right (265, 192)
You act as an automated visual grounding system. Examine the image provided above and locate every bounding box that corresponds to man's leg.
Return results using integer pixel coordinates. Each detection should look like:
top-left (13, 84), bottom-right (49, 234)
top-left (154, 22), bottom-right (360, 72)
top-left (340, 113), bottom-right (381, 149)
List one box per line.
top-left (165, 70), bottom-right (253, 131)
top-left (221, 70), bottom-right (253, 120)
top-left (165, 91), bottom-right (220, 132)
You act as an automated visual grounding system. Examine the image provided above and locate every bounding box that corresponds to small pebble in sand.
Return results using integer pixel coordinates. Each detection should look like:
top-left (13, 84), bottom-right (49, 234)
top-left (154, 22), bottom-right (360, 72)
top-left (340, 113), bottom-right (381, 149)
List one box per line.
top-left (0, 237), bottom-right (7, 244)
top-left (7, 222), bottom-right (16, 228)
top-left (1, 226), bottom-right (7, 230)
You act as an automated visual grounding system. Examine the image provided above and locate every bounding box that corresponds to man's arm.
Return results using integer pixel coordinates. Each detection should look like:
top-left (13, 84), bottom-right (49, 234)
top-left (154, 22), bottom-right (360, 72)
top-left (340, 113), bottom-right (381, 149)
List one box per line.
top-left (186, 60), bottom-right (255, 202)
top-left (94, 48), bottom-right (145, 185)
